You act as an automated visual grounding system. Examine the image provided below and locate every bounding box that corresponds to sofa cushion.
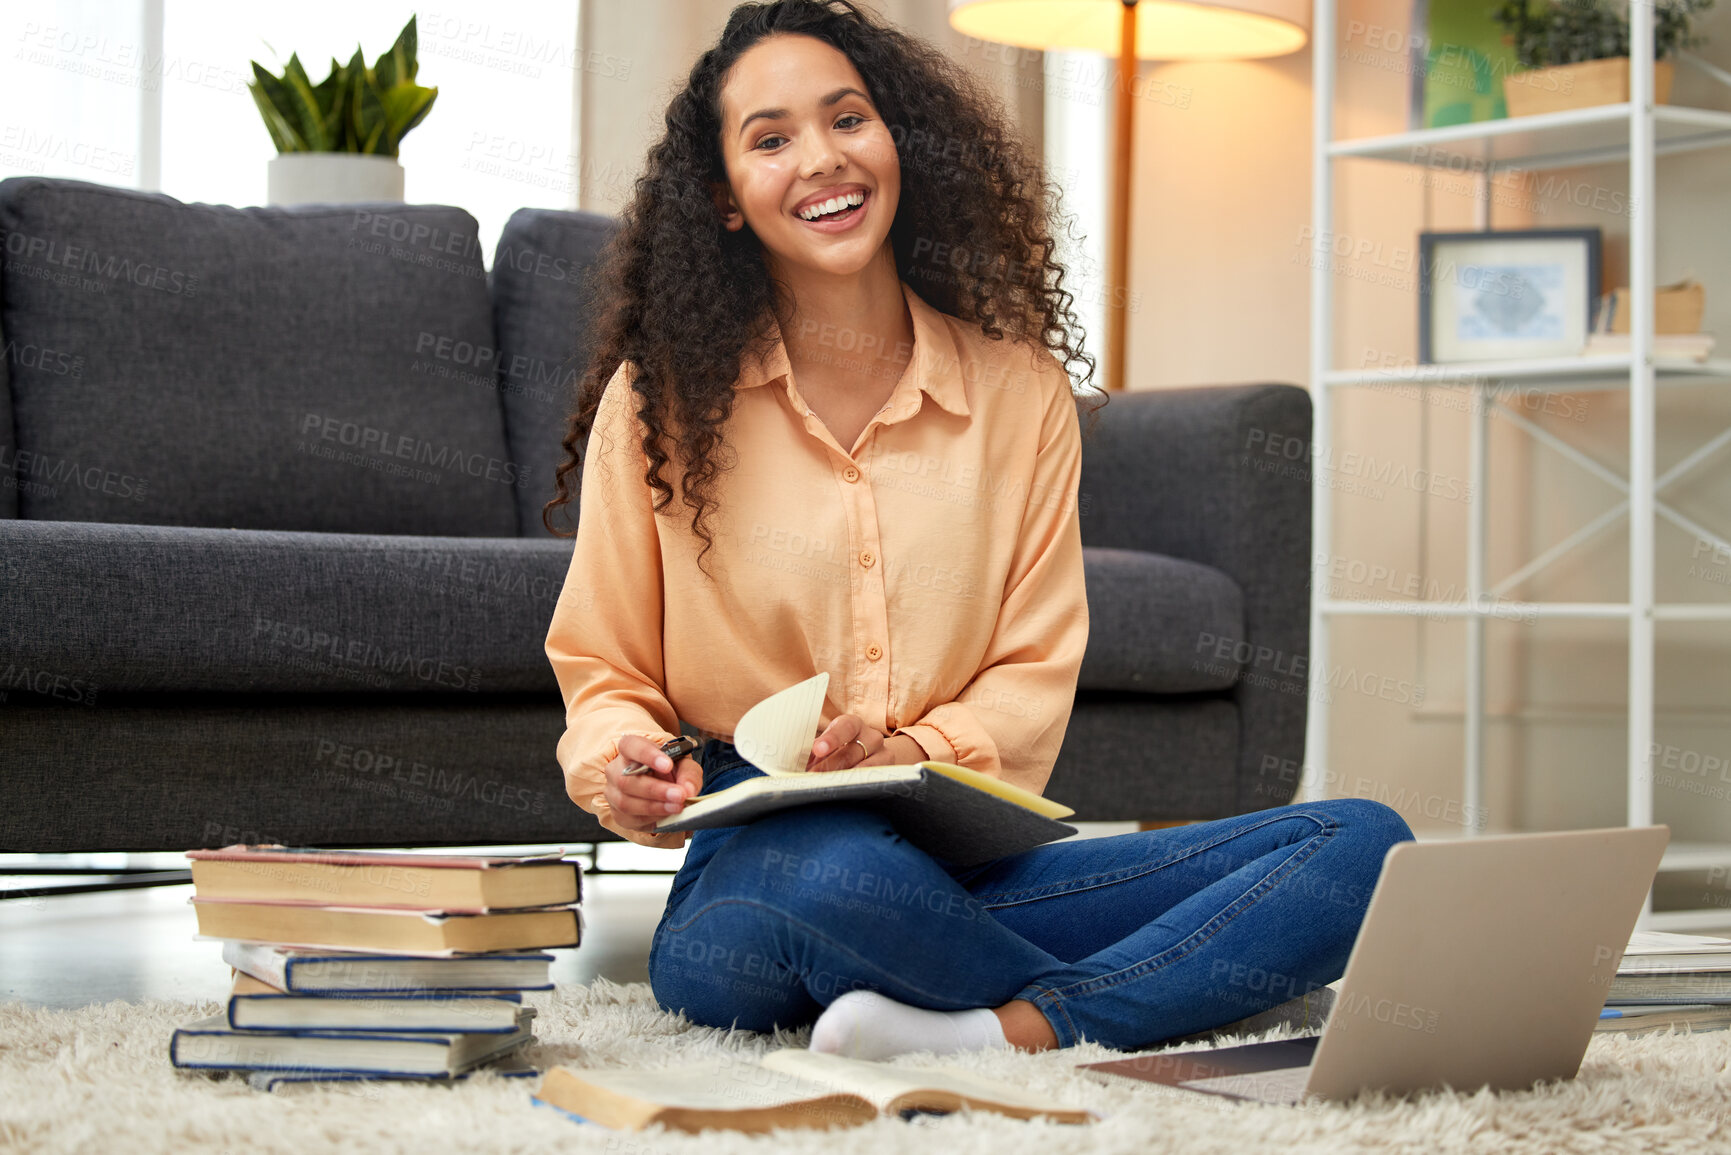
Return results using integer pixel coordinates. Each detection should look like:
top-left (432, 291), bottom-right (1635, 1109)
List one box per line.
top-left (1079, 547), bottom-right (1244, 693)
top-left (2, 522), bottom-right (1240, 697)
top-left (1, 520), bottom-right (571, 694)
top-left (1052, 693), bottom-right (1240, 819)
top-left (489, 208), bottom-right (619, 538)
top-left (0, 176), bottom-right (517, 536)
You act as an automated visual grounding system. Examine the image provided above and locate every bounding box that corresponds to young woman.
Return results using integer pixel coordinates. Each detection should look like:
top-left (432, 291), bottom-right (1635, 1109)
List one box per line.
top-left (544, 0), bottom-right (1412, 1059)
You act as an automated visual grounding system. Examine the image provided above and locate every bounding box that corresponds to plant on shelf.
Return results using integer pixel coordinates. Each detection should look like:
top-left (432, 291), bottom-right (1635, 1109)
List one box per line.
top-left (1490, 0), bottom-right (1714, 117)
top-left (247, 15), bottom-right (437, 205)
top-left (1492, 0), bottom-right (1713, 69)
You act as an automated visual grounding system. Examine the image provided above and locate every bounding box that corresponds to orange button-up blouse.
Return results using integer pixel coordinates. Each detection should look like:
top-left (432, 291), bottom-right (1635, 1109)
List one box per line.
top-left (545, 278), bottom-right (1089, 848)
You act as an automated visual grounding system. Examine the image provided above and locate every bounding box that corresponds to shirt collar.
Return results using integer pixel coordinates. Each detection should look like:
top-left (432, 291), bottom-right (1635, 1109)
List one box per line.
top-left (734, 279), bottom-right (971, 418)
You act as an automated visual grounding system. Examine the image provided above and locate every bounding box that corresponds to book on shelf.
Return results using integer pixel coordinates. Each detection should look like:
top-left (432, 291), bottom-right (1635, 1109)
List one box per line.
top-left (185, 845), bottom-right (580, 911)
top-left (531, 1049), bottom-right (1096, 1133)
top-left (1597, 279), bottom-right (1706, 336)
top-left (1582, 332), bottom-right (1715, 361)
top-left (221, 940), bottom-right (555, 993)
top-left (655, 673), bottom-right (1077, 866)
top-left (225, 970), bottom-right (528, 1033)
top-left (191, 897), bottom-right (582, 955)
top-left (169, 1007), bottom-right (535, 1077)
top-left (246, 1051), bottom-right (540, 1091)
top-left (1596, 1003), bottom-right (1731, 1035)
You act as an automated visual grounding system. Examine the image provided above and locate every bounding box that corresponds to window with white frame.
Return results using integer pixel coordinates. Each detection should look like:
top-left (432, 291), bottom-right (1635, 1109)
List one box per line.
top-left (1041, 49), bottom-right (1108, 382)
top-left (2, 0), bottom-right (581, 262)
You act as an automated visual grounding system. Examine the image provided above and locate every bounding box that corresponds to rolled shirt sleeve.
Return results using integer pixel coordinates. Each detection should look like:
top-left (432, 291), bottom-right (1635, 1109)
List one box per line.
top-left (892, 355), bottom-right (1089, 797)
top-left (545, 361), bottom-right (689, 849)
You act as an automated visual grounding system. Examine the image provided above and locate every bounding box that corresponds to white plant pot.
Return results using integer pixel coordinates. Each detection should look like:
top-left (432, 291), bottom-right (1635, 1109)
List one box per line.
top-left (267, 153), bottom-right (405, 206)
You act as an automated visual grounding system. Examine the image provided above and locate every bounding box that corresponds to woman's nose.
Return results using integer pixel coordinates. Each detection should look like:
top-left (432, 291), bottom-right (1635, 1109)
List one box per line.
top-left (799, 135), bottom-right (845, 180)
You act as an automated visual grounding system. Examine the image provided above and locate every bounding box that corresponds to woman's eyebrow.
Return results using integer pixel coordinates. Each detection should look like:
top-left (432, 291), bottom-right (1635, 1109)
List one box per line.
top-left (738, 86), bottom-right (871, 139)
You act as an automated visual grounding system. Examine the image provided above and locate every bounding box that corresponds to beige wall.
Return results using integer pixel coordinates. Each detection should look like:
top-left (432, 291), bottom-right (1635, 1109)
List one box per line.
top-left (576, 1), bottom-right (1731, 847)
top-left (1125, 0), bottom-right (1731, 843)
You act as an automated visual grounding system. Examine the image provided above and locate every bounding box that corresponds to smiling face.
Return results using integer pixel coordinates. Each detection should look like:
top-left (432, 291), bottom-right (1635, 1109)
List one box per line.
top-left (713, 33), bottom-right (901, 285)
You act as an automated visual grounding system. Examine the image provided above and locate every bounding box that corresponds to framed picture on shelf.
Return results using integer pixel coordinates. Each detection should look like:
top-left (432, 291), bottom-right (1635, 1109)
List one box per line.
top-left (1419, 228), bottom-right (1602, 364)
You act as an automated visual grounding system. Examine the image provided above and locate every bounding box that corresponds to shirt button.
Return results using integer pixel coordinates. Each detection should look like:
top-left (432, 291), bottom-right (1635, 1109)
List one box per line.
top-left (866, 644), bottom-right (882, 661)
top-left (859, 551), bottom-right (875, 568)
top-left (843, 467), bottom-right (860, 483)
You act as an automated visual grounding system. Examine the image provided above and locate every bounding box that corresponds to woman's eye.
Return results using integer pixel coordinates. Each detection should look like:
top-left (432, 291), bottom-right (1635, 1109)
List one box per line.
top-left (753, 116), bottom-right (865, 150)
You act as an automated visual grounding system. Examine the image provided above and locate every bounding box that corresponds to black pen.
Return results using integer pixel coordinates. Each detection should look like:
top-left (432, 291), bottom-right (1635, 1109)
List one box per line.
top-left (621, 735), bottom-right (700, 776)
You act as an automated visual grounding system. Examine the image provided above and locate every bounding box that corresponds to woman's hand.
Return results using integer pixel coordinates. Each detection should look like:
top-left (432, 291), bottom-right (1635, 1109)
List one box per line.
top-left (807, 715), bottom-right (926, 772)
top-left (602, 734), bottom-right (704, 836)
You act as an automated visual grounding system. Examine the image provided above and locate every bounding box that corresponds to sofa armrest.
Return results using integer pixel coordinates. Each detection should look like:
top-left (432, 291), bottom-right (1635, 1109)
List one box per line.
top-left (0, 281), bottom-right (15, 520)
top-left (1077, 383), bottom-right (1312, 812)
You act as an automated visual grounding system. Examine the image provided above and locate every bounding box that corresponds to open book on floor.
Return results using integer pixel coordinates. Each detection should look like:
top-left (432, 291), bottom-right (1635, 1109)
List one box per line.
top-left (655, 673), bottom-right (1077, 865)
top-left (532, 1048), bottom-right (1097, 1132)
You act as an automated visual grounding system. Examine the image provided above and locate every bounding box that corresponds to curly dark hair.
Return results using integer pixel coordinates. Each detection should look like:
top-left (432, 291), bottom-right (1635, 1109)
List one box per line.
top-left (542, 0), bottom-right (1107, 577)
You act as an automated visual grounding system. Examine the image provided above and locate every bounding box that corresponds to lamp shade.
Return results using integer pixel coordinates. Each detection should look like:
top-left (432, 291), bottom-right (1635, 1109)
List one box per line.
top-left (948, 0), bottom-right (1309, 60)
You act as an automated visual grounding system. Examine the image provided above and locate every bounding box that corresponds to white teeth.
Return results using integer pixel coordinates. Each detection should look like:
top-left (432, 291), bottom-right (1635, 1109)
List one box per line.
top-left (799, 191), bottom-right (865, 220)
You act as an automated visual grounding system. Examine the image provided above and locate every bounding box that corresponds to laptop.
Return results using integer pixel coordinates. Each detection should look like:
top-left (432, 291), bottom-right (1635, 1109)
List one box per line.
top-left (1079, 825), bottom-right (1670, 1104)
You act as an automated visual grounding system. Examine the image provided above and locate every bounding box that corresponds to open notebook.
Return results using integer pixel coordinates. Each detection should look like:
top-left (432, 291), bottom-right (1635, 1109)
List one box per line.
top-left (656, 673), bottom-right (1077, 865)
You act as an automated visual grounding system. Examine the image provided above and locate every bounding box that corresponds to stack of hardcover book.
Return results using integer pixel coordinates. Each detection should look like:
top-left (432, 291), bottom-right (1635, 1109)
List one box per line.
top-left (168, 845), bottom-right (582, 1088)
top-left (1598, 930), bottom-right (1731, 1037)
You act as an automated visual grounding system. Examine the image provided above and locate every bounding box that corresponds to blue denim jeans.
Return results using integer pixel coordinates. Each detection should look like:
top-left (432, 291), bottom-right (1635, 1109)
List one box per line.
top-left (647, 740), bottom-right (1414, 1051)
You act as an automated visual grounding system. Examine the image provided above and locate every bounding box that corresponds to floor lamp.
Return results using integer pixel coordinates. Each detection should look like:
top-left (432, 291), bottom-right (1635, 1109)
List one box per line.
top-left (948, 0), bottom-right (1309, 391)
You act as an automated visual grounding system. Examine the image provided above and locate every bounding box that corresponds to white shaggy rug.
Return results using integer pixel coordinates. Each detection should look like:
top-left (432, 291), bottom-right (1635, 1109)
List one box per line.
top-left (3, 980), bottom-right (1731, 1154)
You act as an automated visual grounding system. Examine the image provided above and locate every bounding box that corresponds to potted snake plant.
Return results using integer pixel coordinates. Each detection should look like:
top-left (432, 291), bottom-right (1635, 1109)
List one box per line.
top-left (1493, 0), bottom-right (1713, 118)
top-left (249, 15), bottom-right (438, 205)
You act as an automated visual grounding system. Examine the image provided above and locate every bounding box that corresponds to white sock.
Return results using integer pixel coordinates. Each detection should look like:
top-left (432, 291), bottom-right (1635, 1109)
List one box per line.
top-left (808, 989), bottom-right (1008, 1060)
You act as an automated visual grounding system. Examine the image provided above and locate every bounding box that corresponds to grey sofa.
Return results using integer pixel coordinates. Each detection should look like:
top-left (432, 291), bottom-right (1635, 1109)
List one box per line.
top-left (0, 176), bottom-right (1310, 852)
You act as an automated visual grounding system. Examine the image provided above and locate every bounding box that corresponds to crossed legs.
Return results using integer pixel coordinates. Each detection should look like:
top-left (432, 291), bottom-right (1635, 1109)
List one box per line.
top-left (648, 797), bottom-right (1413, 1053)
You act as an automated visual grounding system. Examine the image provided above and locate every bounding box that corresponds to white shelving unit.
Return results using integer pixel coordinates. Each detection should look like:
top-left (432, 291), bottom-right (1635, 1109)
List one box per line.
top-left (1306, 1), bottom-right (1731, 929)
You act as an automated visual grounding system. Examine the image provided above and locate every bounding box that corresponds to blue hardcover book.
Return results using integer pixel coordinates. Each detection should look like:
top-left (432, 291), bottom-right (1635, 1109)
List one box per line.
top-left (223, 939), bottom-right (555, 993)
top-left (1596, 1003), bottom-right (1731, 1034)
top-left (226, 970), bottom-right (528, 1032)
top-left (169, 1007), bottom-right (534, 1077)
